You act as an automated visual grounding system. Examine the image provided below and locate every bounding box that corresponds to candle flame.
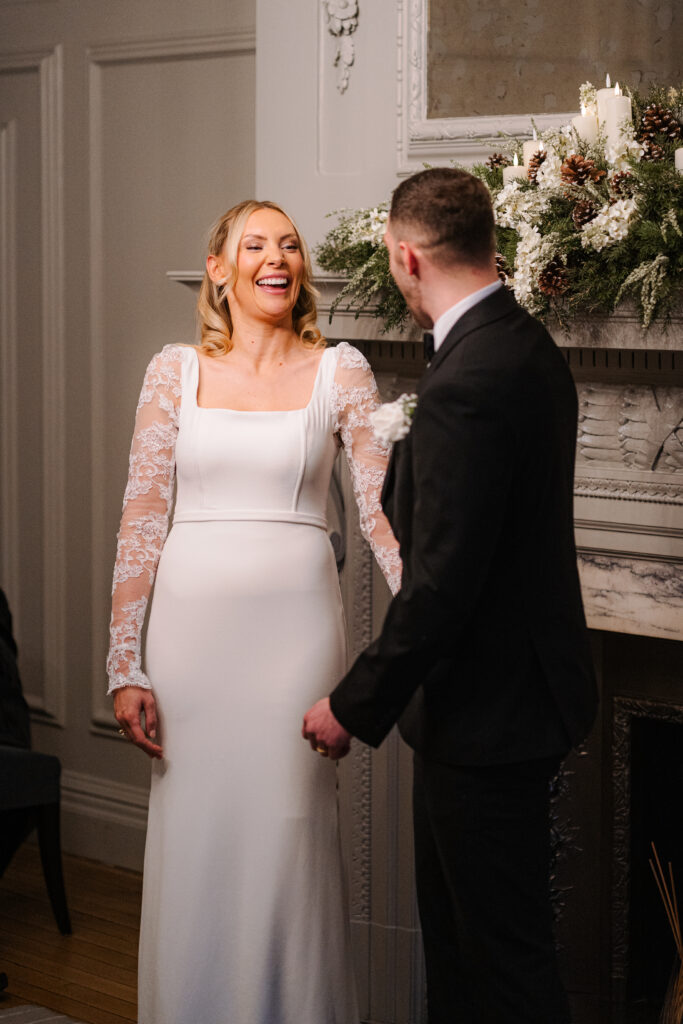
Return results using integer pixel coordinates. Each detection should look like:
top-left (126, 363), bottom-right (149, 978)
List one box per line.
top-left (606, 73), bottom-right (611, 88)
top-left (513, 153), bottom-right (519, 166)
top-left (614, 82), bottom-right (621, 96)
top-left (581, 104), bottom-right (587, 116)
top-left (539, 140), bottom-right (545, 151)
top-left (532, 128), bottom-right (538, 140)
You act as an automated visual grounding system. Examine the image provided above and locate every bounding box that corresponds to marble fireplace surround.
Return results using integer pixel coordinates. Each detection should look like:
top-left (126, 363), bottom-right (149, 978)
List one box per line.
top-left (315, 277), bottom-right (683, 646)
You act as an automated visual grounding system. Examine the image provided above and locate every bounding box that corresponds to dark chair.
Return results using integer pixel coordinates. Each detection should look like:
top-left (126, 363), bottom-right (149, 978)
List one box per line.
top-left (0, 588), bottom-right (71, 934)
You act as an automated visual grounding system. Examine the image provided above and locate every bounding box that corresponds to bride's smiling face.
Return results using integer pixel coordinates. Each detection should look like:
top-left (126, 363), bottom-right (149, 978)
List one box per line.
top-left (229, 208), bottom-right (305, 325)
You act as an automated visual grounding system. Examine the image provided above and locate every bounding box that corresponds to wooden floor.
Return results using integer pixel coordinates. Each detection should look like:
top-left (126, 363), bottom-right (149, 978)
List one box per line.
top-left (0, 846), bottom-right (663, 1024)
top-left (0, 845), bottom-right (140, 1024)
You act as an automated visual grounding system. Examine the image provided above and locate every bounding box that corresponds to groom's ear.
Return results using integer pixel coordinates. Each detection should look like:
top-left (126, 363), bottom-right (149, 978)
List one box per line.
top-left (398, 240), bottom-right (420, 278)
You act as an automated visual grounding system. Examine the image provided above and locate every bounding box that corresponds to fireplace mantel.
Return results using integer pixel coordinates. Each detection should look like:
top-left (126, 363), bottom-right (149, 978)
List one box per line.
top-left (313, 276), bottom-right (683, 352)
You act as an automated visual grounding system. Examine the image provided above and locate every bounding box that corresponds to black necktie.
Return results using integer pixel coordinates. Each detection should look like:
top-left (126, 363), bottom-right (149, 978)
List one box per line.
top-left (423, 332), bottom-right (435, 364)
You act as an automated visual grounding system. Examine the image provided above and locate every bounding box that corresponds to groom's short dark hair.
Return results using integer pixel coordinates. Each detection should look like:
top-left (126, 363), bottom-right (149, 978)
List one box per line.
top-left (390, 168), bottom-right (496, 269)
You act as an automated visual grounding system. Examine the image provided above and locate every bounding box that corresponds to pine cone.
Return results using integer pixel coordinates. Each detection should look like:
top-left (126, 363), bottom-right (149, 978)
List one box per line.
top-left (572, 200), bottom-right (597, 230)
top-left (538, 258), bottom-right (569, 297)
top-left (609, 170), bottom-right (634, 197)
top-left (495, 253), bottom-right (511, 285)
top-left (486, 152), bottom-right (511, 169)
top-left (641, 139), bottom-right (666, 162)
top-left (527, 149), bottom-right (547, 184)
top-left (638, 103), bottom-right (682, 142)
top-left (560, 153), bottom-right (606, 185)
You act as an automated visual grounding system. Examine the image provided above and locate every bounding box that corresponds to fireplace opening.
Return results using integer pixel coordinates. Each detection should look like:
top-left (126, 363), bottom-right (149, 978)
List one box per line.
top-left (628, 715), bottom-right (683, 1008)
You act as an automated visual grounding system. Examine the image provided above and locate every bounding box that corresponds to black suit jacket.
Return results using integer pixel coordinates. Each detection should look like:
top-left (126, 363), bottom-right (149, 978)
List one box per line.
top-left (330, 287), bottom-right (597, 766)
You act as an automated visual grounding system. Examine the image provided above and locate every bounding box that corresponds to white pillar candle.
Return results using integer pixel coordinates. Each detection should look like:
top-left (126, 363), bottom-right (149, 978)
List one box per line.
top-left (604, 83), bottom-right (633, 149)
top-left (522, 129), bottom-right (541, 166)
top-left (502, 154), bottom-right (527, 186)
top-left (572, 105), bottom-right (599, 145)
top-left (675, 148), bottom-right (683, 174)
top-left (596, 73), bottom-right (613, 126)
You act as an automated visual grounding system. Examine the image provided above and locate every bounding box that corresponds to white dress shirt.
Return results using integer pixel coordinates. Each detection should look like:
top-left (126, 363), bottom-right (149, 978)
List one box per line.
top-left (432, 281), bottom-right (503, 353)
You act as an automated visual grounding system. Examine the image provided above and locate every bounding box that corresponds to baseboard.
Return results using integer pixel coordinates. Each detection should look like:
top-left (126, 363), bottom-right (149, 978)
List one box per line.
top-left (59, 769), bottom-right (149, 871)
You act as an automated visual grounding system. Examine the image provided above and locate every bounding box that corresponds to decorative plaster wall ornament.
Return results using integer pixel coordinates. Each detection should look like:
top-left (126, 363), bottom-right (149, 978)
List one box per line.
top-left (323, 0), bottom-right (359, 94)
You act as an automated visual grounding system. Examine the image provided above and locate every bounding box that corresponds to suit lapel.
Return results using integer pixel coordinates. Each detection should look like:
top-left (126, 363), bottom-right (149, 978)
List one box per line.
top-left (427, 286), bottom-right (520, 375)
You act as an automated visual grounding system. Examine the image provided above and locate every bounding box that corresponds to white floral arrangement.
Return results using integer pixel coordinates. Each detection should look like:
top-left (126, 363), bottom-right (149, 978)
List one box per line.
top-left (317, 81), bottom-right (683, 331)
top-left (370, 393), bottom-right (418, 446)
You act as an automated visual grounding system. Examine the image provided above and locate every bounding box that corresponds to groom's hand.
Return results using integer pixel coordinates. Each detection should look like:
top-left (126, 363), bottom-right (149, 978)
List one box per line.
top-left (302, 698), bottom-right (352, 760)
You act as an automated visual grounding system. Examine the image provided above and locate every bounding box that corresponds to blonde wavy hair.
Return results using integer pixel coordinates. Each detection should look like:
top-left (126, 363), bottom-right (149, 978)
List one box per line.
top-left (197, 200), bottom-right (324, 356)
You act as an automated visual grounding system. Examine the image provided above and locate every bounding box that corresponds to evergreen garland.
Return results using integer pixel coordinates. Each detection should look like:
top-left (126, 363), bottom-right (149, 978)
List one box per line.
top-left (315, 83), bottom-right (683, 333)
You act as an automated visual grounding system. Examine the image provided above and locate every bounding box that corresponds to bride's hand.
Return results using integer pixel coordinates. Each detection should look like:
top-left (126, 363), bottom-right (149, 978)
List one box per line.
top-left (113, 687), bottom-right (163, 759)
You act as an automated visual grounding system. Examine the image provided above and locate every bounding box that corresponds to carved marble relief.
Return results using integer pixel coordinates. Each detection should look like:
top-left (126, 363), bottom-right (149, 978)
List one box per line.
top-left (576, 384), bottom-right (683, 503)
top-left (577, 384), bottom-right (683, 473)
top-left (323, 0), bottom-right (359, 94)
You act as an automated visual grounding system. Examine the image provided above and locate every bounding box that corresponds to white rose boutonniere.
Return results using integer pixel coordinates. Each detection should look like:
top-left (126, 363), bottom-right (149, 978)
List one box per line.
top-left (370, 393), bottom-right (418, 446)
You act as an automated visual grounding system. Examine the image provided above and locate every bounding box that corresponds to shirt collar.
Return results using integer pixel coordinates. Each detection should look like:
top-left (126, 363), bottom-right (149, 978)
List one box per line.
top-left (432, 281), bottom-right (503, 353)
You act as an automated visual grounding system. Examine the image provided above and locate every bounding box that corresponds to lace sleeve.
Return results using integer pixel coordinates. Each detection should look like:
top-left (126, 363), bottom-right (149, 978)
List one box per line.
top-left (331, 343), bottom-right (402, 595)
top-left (106, 346), bottom-right (183, 694)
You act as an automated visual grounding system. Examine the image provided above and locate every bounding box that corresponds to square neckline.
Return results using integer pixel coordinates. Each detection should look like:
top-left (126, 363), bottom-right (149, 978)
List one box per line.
top-left (190, 345), bottom-right (328, 414)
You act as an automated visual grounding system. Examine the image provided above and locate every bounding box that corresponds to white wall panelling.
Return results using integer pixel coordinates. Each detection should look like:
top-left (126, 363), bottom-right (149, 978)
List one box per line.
top-left (317, 1), bottom-right (362, 176)
top-left (0, 118), bottom-right (19, 620)
top-left (88, 30), bottom-right (256, 733)
top-left (0, 46), bottom-right (66, 726)
top-left (257, 0), bottom-right (398, 251)
top-left (60, 768), bottom-right (150, 871)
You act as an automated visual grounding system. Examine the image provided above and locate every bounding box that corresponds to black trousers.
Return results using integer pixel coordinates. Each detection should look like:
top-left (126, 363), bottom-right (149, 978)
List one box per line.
top-left (413, 753), bottom-right (571, 1024)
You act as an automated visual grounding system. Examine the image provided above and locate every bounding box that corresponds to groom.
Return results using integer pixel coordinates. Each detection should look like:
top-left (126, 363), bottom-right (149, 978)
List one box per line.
top-left (303, 167), bottom-right (597, 1023)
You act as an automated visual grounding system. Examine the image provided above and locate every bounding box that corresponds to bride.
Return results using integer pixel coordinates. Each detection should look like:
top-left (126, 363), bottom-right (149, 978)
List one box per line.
top-left (107, 199), bottom-right (400, 1024)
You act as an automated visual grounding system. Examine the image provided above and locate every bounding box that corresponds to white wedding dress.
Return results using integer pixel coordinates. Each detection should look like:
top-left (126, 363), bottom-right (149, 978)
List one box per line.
top-left (107, 342), bottom-right (400, 1024)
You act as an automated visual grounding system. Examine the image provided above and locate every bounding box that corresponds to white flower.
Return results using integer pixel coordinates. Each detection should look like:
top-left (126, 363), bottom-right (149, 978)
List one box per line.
top-left (512, 223), bottom-right (545, 308)
top-left (350, 205), bottom-right (388, 245)
top-left (535, 149), bottom-right (564, 189)
top-left (370, 393), bottom-right (418, 445)
top-left (510, 225), bottom-right (566, 314)
top-left (493, 181), bottom-right (550, 229)
top-left (581, 198), bottom-right (638, 251)
top-left (606, 135), bottom-right (645, 172)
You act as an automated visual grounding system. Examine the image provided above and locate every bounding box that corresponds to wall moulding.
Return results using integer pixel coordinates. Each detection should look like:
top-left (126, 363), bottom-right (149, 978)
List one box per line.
top-left (0, 45), bottom-right (66, 726)
top-left (396, 0), bottom-right (576, 172)
top-left (60, 767), bottom-right (149, 871)
top-left (61, 767), bottom-right (149, 833)
top-left (86, 29), bottom-right (256, 66)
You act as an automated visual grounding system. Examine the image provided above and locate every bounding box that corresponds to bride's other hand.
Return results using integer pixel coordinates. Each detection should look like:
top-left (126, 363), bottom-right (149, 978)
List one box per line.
top-left (114, 687), bottom-right (163, 759)
top-left (302, 697), bottom-right (352, 760)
